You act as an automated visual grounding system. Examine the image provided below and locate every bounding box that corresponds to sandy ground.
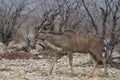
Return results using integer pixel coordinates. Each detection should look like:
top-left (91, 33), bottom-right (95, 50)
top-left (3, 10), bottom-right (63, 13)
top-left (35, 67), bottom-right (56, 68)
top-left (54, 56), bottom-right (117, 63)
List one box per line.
top-left (0, 54), bottom-right (120, 80)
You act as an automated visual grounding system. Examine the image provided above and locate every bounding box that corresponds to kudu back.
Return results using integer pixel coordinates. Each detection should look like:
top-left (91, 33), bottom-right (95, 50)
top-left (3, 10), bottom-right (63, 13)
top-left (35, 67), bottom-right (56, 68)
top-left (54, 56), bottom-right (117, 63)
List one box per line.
top-left (38, 30), bottom-right (107, 77)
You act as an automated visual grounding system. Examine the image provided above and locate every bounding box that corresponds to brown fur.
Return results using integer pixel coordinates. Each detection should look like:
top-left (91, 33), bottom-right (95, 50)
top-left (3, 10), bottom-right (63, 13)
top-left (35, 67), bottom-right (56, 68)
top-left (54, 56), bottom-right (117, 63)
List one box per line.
top-left (38, 30), bottom-right (107, 77)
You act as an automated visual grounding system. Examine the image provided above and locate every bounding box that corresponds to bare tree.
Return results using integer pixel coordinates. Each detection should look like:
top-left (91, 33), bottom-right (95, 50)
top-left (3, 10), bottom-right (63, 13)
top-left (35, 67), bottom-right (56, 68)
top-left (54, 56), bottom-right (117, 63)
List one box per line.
top-left (105, 0), bottom-right (120, 61)
top-left (0, 0), bottom-right (29, 46)
top-left (81, 0), bottom-right (99, 35)
top-left (57, 0), bottom-right (82, 33)
top-left (80, 0), bottom-right (120, 63)
top-left (34, 0), bottom-right (87, 34)
top-left (0, 0), bottom-right (40, 49)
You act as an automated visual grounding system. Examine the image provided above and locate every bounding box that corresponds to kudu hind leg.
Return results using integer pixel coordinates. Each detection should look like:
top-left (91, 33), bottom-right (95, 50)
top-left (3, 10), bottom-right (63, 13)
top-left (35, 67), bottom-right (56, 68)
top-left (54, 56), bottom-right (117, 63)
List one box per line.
top-left (49, 57), bottom-right (57, 75)
top-left (96, 53), bottom-right (108, 75)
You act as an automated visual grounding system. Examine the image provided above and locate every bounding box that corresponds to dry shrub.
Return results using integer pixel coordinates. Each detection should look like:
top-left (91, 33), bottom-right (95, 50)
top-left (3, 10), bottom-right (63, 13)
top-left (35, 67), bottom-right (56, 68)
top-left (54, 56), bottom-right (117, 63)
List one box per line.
top-left (0, 51), bottom-right (39, 60)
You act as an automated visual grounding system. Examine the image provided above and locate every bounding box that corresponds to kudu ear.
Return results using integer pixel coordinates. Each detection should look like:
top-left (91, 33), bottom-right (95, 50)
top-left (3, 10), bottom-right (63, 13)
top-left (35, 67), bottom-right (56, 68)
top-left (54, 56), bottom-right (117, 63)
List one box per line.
top-left (38, 26), bottom-right (50, 33)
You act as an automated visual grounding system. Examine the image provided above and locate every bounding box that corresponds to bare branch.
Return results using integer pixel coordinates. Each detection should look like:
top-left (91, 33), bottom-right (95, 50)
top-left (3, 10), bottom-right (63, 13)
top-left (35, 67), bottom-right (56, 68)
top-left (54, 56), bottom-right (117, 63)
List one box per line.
top-left (81, 0), bottom-right (99, 35)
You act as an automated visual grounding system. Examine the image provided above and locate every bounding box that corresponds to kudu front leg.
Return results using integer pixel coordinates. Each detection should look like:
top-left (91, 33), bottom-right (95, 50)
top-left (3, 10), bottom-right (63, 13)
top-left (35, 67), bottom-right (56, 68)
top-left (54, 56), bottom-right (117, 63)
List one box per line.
top-left (68, 52), bottom-right (74, 75)
top-left (49, 57), bottom-right (57, 75)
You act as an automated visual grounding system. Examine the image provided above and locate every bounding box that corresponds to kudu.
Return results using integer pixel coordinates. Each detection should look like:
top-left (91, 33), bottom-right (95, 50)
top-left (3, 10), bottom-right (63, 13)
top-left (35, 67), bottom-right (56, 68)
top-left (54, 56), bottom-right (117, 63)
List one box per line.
top-left (38, 30), bottom-right (107, 77)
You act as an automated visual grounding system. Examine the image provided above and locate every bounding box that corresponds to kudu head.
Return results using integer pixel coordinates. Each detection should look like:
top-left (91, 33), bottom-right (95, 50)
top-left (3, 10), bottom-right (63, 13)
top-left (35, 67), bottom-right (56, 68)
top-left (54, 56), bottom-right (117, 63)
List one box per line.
top-left (38, 32), bottom-right (49, 41)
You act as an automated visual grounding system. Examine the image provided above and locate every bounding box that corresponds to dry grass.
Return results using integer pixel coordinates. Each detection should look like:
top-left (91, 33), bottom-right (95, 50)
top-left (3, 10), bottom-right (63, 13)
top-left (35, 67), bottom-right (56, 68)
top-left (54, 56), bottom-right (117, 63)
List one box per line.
top-left (0, 53), bottom-right (119, 80)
